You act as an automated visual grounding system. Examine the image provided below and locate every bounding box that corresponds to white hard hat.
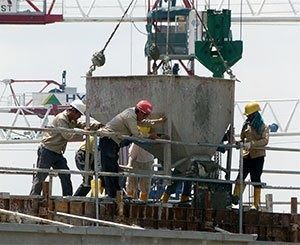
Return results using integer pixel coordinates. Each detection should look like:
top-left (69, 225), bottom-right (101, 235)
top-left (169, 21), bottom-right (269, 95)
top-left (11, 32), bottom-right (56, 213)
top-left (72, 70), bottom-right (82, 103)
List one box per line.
top-left (70, 99), bottom-right (86, 115)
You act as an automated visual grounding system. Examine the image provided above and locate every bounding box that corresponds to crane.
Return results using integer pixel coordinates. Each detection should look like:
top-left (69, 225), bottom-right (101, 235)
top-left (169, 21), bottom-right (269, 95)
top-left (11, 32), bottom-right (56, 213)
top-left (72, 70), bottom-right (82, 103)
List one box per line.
top-left (1, 0), bottom-right (300, 25)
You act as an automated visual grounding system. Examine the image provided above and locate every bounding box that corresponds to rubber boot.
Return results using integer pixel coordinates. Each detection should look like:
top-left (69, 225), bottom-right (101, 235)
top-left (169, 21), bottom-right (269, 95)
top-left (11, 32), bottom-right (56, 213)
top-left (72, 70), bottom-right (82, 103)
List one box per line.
top-left (139, 192), bottom-right (148, 202)
top-left (160, 192), bottom-right (170, 204)
top-left (250, 187), bottom-right (261, 210)
top-left (180, 195), bottom-right (190, 203)
top-left (126, 190), bottom-right (135, 198)
top-left (99, 179), bottom-right (105, 195)
top-left (232, 183), bottom-right (245, 205)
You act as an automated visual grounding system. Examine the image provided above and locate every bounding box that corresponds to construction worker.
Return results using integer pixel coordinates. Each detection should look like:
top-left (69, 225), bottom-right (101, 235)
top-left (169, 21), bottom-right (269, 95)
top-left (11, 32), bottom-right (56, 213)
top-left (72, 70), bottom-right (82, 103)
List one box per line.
top-left (30, 100), bottom-right (101, 196)
top-left (160, 167), bottom-right (193, 204)
top-left (232, 101), bottom-right (269, 210)
top-left (73, 136), bottom-right (105, 196)
top-left (98, 100), bottom-right (158, 198)
top-left (126, 117), bottom-right (166, 202)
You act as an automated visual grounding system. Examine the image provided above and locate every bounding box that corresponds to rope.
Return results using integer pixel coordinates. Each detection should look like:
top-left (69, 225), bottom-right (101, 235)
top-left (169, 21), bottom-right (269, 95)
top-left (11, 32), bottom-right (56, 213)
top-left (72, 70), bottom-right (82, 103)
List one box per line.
top-left (86, 0), bottom-right (135, 76)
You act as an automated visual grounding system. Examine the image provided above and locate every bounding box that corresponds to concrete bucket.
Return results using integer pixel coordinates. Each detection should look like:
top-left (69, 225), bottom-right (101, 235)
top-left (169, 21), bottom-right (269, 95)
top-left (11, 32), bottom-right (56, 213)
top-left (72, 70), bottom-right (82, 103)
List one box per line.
top-left (86, 75), bottom-right (234, 171)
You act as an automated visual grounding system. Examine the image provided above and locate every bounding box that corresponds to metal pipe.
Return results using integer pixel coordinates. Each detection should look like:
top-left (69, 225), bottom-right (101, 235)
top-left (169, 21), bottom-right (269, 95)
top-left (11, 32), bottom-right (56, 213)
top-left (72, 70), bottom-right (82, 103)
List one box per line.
top-left (93, 133), bottom-right (99, 222)
top-left (0, 125), bottom-right (90, 136)
top-left (2, 125), bottom-right (300, 152)
top-left (62, 16), bottom-right (300, 24)
top-left (55, 211), bottom-right (143, 230)
top-left (238, 145), bottom-right (244, 234)
top-left (232, 168), bottom-right (300, 175)
top-left (0, 208), bottom-right (73, 227)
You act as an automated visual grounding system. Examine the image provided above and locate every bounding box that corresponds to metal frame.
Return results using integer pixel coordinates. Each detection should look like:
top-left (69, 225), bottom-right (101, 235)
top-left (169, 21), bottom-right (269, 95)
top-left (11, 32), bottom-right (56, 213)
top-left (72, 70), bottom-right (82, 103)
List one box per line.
top-left (235, 99), bottom-right (300, 133)
top-left (0, 79), bottom-right (67, 140)
top-left (0, 0), bottom-right (63, 24)
top-left (2, 1), bottom-right (300, 25)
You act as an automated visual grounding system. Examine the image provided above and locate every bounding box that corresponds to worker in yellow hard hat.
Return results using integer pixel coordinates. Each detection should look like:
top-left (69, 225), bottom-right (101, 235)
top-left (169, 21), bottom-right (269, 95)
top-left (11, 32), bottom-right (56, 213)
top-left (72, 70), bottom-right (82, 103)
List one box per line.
top-left (73, 136), bottom-right (105, 197)
top-left (232, 101), bottom-right (269, 210)
top-left (126, 116), bottom-right (166, 202)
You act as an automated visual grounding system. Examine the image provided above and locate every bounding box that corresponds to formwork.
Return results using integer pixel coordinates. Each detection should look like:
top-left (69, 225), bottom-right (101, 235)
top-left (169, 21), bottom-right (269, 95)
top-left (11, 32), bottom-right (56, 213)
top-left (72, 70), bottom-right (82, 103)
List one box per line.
top-left (0, 195), bottom-right (299, 243)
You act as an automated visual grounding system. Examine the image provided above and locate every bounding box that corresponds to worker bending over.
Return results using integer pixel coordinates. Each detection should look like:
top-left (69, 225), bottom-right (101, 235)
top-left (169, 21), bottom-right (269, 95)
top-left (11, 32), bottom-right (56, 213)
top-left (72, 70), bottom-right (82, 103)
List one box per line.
top-left (30, 100), bottom-right (101, 196)
top-left (98, 100), bottom-right (158, 198)
top-left (232, 101), bottom-right (269, 210)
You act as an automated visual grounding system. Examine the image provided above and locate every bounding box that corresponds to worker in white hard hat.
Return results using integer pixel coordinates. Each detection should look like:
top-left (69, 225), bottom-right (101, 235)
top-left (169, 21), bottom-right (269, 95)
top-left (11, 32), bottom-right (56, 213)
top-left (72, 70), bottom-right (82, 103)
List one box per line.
top-left (232, 101), bottom-right (269, 210)
top-left (30, 99), bottom-right (102, 196)
top-left (98, 100), bottom-right (159, 198)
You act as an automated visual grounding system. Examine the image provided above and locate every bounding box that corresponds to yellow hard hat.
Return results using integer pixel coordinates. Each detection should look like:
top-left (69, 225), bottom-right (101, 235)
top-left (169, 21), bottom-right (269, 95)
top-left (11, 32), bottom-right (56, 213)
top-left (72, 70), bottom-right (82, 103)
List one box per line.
top-left (244, 101), bottom-right (261, 116)
top-left (137, 125), bottom-right (151, 136)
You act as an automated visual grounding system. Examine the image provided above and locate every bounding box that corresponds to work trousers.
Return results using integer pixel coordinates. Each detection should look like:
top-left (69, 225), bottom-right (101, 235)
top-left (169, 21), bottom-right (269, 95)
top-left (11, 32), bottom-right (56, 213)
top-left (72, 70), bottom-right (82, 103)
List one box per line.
top-left (99, 137), bottom-right (121, 198)
top-left (126, 159), bottom-right (153, 197)
top-left (30, 145), bottom-right (72, 196)
top-left (73, 149), bottom-right (94, 196)
top-left (236, 156), bottom-right (265, 187)
top-left (164, 168), bottom-right (192, 197)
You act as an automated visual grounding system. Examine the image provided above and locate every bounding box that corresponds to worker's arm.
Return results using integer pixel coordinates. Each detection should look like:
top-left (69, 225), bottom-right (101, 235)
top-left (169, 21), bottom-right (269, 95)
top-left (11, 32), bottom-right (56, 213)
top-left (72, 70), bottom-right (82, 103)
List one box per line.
top-left (125, 116), bottom-right (142, 137)
top-left (58, 119), bottom-right (84, 142)
top-left (140, 115), bottom-right (167, 126)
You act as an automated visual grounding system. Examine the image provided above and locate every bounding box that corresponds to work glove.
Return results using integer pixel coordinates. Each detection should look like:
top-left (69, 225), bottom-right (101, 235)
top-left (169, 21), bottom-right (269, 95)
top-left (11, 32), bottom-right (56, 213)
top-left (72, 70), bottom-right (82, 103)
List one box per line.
top-left (244, 142), bottom-right (251, 151)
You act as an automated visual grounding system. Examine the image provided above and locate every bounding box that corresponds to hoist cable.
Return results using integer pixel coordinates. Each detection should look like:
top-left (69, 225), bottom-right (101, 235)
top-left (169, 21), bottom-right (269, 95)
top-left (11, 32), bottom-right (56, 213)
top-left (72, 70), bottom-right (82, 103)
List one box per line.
top-left (102, 0), bottom-right (135, 53)
top-left (86, 0), bottom-right (135, 76)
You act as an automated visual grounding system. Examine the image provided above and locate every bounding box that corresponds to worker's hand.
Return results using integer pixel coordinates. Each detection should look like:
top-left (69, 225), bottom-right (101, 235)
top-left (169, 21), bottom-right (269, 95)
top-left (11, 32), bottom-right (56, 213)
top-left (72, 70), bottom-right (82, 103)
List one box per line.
top-left (158, 115), bottom-right (167, 123)
top-left (244, 142), bottom-right (251, 151)
top-left (148, 133), bottom-right (159, 140)
top-left (97, 123), bottom-right (105, 129)
top-left (235, 141), bottom-right (241, 149)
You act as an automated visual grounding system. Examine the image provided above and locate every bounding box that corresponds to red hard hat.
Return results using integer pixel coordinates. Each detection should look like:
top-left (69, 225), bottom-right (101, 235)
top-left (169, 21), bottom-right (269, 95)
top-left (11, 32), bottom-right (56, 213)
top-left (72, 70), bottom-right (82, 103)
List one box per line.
top-left (136, 100), bottom-right (153, 115)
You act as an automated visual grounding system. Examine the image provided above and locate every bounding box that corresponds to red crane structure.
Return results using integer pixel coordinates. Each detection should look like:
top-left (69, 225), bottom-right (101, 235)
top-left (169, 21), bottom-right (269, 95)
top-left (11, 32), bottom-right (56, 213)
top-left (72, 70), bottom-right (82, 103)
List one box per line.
top-left (0, 0), bottom-right (63, 24)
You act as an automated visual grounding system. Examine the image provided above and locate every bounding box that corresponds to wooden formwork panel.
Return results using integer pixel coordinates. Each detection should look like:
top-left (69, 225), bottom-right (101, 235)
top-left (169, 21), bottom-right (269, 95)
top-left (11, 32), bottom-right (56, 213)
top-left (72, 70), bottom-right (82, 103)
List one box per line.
top-left (0, 196), bottom-right (299, 243)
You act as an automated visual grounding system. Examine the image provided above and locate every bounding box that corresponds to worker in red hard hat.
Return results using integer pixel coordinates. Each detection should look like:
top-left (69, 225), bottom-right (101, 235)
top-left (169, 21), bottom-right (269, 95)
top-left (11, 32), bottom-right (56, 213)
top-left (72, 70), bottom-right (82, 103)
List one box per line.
top-left (98, 99), bottom-right (158, 198)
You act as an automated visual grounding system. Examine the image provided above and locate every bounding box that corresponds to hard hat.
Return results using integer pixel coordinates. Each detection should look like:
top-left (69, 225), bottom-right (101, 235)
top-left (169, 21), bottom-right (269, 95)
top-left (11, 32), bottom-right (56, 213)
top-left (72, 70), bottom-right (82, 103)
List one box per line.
top-left (137, 125), bottom-right (151, 136)
top-left (244, 101), bottom-right (261, 116)
top-left (70, 99), bottom-right (86, 115)
top-left (136, 100), bottom-right (153, 115)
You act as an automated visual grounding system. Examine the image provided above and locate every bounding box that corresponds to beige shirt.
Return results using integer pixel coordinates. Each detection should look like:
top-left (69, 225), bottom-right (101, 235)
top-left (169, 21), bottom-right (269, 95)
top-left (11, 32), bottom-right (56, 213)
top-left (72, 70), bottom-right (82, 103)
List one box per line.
top-left (241, 123), bottom-right (269, 158)
top-left (99, 107), bottom-right (142, 144)
top-left (41, 111), bottom-right (85, 154)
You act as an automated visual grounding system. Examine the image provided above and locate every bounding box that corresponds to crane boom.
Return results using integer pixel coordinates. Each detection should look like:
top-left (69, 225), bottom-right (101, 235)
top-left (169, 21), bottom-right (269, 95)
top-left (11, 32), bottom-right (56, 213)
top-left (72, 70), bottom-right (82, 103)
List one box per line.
top-left (1, 0), bottom-right (300, 25)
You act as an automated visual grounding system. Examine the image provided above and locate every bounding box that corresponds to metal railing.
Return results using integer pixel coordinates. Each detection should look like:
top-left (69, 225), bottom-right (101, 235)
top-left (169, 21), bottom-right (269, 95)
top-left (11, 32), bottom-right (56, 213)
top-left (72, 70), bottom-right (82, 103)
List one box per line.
top-left (0, 125), bottom-right (299, 234)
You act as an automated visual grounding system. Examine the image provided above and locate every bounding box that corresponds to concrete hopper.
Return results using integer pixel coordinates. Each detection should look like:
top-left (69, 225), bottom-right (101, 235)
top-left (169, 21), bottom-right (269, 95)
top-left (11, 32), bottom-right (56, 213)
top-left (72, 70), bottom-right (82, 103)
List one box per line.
top-left (86, 75), bottom-right (234, 171)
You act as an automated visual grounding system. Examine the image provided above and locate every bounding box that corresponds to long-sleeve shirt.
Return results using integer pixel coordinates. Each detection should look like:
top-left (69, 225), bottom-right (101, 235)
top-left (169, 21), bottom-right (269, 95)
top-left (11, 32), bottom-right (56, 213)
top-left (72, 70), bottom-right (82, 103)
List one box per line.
top-left (240, 123), bottom-right (269, 158)
top-left (98, 107), bottom-right (142, 145)
top-left (41, 111), bottom-right (86, 154)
